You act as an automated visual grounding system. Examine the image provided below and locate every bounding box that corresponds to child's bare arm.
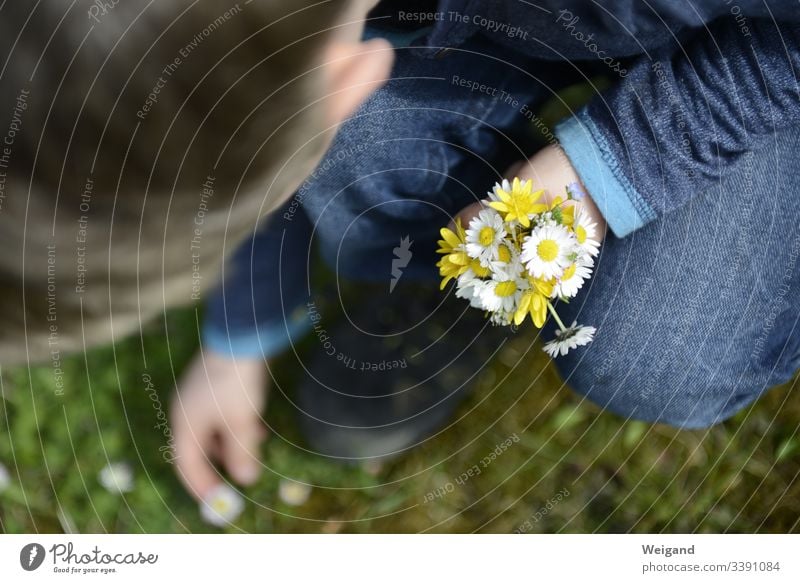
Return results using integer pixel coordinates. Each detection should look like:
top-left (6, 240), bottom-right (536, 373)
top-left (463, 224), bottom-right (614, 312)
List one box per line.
top-left (171, 351), bottom-right (267, 501)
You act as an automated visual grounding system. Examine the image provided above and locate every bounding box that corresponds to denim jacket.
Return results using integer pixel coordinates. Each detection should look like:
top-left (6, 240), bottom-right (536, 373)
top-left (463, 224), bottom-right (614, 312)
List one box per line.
top-left (377, 0), bottom-right (800, 237)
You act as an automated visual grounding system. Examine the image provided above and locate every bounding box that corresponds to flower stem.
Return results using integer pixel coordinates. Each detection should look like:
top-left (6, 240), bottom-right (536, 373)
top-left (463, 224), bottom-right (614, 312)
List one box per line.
top-left (547, 301), bottom-right (567, 332)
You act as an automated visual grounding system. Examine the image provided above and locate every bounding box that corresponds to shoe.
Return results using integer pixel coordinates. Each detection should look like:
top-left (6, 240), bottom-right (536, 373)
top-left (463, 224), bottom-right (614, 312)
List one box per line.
top-left (296, 283), bottom-right (511, 461)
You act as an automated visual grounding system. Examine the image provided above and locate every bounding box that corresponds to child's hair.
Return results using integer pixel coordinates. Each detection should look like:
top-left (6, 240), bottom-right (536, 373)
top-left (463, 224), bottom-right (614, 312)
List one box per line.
top-left (0, 0), bottom-right (346, 364)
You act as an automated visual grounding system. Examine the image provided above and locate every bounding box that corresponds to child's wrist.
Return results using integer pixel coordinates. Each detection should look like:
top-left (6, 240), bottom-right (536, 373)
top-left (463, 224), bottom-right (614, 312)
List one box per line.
top-left (513, 144), bottom-right (607, 242)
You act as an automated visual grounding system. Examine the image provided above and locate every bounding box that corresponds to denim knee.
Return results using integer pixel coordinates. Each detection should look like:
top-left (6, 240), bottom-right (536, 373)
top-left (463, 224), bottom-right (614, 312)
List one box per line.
top-left (554, 337), bottom-right (775, 429)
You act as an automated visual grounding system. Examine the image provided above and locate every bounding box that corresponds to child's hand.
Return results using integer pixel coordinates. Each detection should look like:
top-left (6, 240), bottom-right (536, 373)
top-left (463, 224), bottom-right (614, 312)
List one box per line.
top-left (454, 144), bottom-right (607, 241)
top-left (170, 350), bottom-right (268, 501)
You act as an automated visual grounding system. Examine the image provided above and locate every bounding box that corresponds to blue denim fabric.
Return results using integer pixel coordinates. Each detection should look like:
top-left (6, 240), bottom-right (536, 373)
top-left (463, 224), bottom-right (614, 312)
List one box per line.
top-left (203, 210), bottom-right (315, 358)
top-left (203, 34), bottom-right (560, 357)
top-left (577, 16), bottom-right (800, 236)
top-left (204, 18), bottom-right (800, 428)
top-left (549, 126), bottom-right (800, 428)
top-left (430, 1), bottom-right (799, 60)
top-left (555, 112), bottom-right (654, 237)
top-left (381, 1), bottom-right (800, 236)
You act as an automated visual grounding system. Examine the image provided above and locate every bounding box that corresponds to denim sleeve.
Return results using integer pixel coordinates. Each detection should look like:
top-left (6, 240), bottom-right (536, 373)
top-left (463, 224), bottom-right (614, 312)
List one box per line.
top-left (555, 17), bottom-right (800, 238)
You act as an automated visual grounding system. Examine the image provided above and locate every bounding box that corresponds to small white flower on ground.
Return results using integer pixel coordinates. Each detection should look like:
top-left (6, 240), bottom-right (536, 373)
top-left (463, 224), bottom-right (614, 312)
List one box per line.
top-left (521, 224), bottom-right (576, 280)
top-left (465, 209), bottom-right (506, 266)
top-left (200, 484), bottom-right (245, 527)
top-left (543, 324), bottom-right (596, 357)
top-left (0, 462), bottom-right (10, 492)
top-left (98, 462), bottom-right (134, 494)
top-left (278, 479), bottom-right (313, 506)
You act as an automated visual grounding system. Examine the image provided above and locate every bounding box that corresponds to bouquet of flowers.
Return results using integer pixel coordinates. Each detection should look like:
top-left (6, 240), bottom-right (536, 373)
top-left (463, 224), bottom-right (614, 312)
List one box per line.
top-left (437, 177), bottom-right (598, 357)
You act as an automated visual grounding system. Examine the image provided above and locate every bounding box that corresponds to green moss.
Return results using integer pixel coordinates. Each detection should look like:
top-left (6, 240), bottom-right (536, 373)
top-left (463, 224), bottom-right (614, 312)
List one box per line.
top-left (1, 307), bottom-right (798, 533)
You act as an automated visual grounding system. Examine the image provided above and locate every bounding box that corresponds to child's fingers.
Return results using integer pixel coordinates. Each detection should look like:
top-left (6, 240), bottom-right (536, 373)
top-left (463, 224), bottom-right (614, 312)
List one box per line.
top-left (219, 417), bottom-right (265, 487)
top-left (172, 415), bottom-right (222, 502)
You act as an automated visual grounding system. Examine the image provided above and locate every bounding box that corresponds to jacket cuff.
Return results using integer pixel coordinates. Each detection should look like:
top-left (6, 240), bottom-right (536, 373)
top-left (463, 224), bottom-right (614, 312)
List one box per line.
top-left (554, 111), bottom-right (656, 238)
top-left (202, 305), bottom-right (312, 359)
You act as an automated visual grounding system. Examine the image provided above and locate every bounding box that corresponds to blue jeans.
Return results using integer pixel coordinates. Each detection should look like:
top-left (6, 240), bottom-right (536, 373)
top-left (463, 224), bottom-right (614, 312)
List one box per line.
top-left (204, 35), bottom-right (800, 429)
top-left (204, 34), bottom-right (561, 354)
top-left (550, 125), bottom-right (800, 428)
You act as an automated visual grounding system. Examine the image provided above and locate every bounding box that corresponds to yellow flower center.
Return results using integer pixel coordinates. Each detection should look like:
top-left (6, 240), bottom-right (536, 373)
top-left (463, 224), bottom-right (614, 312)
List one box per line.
top-left (495, 281), bottom-right (517, 297)
top-left (575, 225), bottom-right (587, 244)
top-left (478, 226), bottom-right (495, 246)
top-left (562, 263), bottom-right (576, 281)
top-left (537, 239), bottom-right (559, 262)
top-left (471, 260), bottom-right (490, 278)
top-left (497, 245), bottom-right (512, 263)
top-left (212, 499), bottom-right (230, 513)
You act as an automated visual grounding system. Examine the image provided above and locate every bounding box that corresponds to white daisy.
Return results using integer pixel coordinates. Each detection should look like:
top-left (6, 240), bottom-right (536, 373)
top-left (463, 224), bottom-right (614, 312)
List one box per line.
top-left (489, 240), bottom-right (523, 279)
top-left (533, 210), bottom-right (557, 227)
top-left (465, 209), bottom-right (506, 265)
top-left (455, 256), bottom-right (492, 309)
top-left (200, 484), bottom-right (245, 527)
top-left (521, 224), bottom-right (576, 280)
top-left (278, 479), bottom-right (313, 506)
top-left (456, 275), bottom-right (486, 309)
top-left (0, 462), bottom-right (10, 493)
top-left (457, 261), bottom-right (486, 286)
top-left (573, 207), bottom-right (601, 257)
top-left (98, 462), bottom-right (134, 494)
top-left (553, 256), bottom-right (594, 299)
top-left (543, 323), bottom-right (596, 357)
top-left (490, 310), bottom-right (514, 326)
top-left (486, 179), bottom-right (512, 203)
top-left (479, 273), bottom-right (529, 314)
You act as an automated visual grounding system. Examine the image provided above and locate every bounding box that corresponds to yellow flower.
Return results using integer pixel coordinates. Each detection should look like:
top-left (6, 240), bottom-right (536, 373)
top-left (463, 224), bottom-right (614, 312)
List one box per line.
top-left (437, 255), bottom-right (489, 290)
top-left (437, 219), bottom-right (478, 289)
top-left (488, 177), bottom-right (547, 228)
top-left (437, 251), bottom-right (469, 289)
top-left (574, 223), bottom-right (588, 244)
top-left (498, 245), bottom-right (512, 263)
top-left (437, 218), bottom-right (466, 255)
top-left (513, 277), bottom-right (555, 327)
top-left (470, 259), bottom-right (490, 278)
top-left (548, 196), bottom-right (575, 227)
